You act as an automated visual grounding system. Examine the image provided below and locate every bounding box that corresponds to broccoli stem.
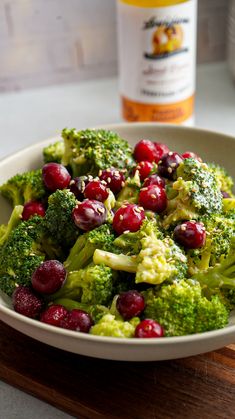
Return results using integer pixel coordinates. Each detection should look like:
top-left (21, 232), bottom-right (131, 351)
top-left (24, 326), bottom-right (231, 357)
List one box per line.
top-left (0, 205), bottom-right (23, 246)
top-left (193, 251), bottom-right (235, 290)
top-left (93, 249), bottom-right (138, 273)
top-left (53, 298), bottom-right (88, 311)
top-left (50, 270), bottom-right (83, 301)
top-left (64, 233), bottom-right (94, 272)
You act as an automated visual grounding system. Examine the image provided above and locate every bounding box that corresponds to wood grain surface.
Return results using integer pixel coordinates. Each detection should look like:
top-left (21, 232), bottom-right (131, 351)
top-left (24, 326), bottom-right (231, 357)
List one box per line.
top-left (0, 321), bottom-right (235, 419)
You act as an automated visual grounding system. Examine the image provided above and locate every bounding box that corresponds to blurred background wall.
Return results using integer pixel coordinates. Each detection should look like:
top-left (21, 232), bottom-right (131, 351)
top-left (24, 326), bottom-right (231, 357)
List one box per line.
top-left (0, 0), bottom-right (228, 92)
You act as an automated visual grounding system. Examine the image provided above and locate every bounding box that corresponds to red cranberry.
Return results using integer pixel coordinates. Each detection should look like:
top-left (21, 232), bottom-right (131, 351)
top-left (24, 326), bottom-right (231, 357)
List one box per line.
top-left (222, 191), bottom-right (231, 198)
top-left (182, 151), bottom-right (202, 162)
top-left (69, 176), bottom-right (92, 200)
top-left (173, 221), bottom-right (206, 249)
top-left (143, 174), bottom-right (165, 189)
top-left (40, 304), bottom-right (68, 327)
top-left (117, 290), bottom-right (145, 320)
top-left (135, 319), bottom-right (164, 338)
top-left (134, 140), bottom-right (157, 162)
top-left (31, 260), bottom-right (67, 295)
top-left (138, 185), bottom-right (167, 213)
top-left (22, 200), bottom-right (46, 221)
top-left (60, 309), bottom-right (93, 333)
top-left (112, 204), bottom-right (145, 235)
top-left (134, 161), bottom-right (154, 181)
top-left (158, 152), bottom-right (183, 180)
top-left (84, 180), bottom-right (109, 202)
top-left (12, 286), bottom-right (43, 319)
top-left (99, 168), bottom-right (125, 194)
top-left (42, 162), bottom-right (71, 191)
top-left (72, 199), bottom-right (107, 231)
top-left (154, 142), bottom-right (170, 163)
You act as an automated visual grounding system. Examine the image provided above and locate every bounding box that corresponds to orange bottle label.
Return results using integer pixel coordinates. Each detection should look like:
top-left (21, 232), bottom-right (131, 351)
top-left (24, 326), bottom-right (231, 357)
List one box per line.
top-left (121, 94), bottom-right (194, 123)
top-left (117, 0), bottom-right (197, 124)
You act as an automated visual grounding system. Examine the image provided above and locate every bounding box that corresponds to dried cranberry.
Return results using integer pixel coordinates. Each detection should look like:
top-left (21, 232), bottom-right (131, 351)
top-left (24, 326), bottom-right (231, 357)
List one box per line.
top-left (40, 304), bottom-right (68, 327)
top-left (99, 168), bottom-right (125, 194)
top-left (72, 199), bottom-right (107, 231)
top-left (69, 176), bottom-right (92, 200)
top-left (138, 184), bottom-right (167, 213)
top-left (154, 142), bottom-right (170, 163)
top-left (117, 290), bottom-right (145, 320)
top-left (84, 180), bottom-right (109, 202)
top-left (173, 221), bottom-right (206, 249)
top-left (158, 152), bottom-right (183, 180)
top-left (31, 260), bottom-right (67, 295)
top-left (182, 151), bottom-right (202, 162)
top-left (134, 140), bottom-right (157, 162)
top-left (12, 286), bottom-right (43, 319)
top-left (135, 319), bottom-right (164, 338)
top-left (60, 309), bottom-right (93, 333)
top-left (42, 162), bottom-right (71, 191)
top-left (134, 161), bottom-right (154, 181)
top-left (221, 191), bottom-right (231, 198)
top-left (22, 200), bottom-right (46, 221)
top-left (143, 174), bottom-right (165, 189)
top-left (112, 204), bottom-right (145, 235)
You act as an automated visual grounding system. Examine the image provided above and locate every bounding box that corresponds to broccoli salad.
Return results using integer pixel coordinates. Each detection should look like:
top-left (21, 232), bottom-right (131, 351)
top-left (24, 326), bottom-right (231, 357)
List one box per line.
top-left (0, 128), bottom-right (235, 339)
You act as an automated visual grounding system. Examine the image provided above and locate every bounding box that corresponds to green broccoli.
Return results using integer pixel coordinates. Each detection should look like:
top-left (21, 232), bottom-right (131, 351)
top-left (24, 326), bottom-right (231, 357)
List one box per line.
top-left (115, 170), bottom-right (141, 208)
top-left (0, 205), bottom-right (23, 247)
top-left (43, 140), bottom-right (65, 164)
top-left (163, 158), bottom-right (223, 228)
top-left (0, 169), bottom-right (47, 207)
top-left (207, 163), bottom-right (234, 197)
top-left (223, 198), bottom-right (235, 213)
top-left (143, 280), bottom-right (229, 336)
top-left (90, 313), bottom-right (140, 338)
top-left (187, 211), bottom-right (235, 275)
top-left (93, 219), bottom-right (188, 285)
top-left (61, 128), bottom-right (135, 177)
top-left (64, 223), bottom-right (118, 272)
top-left (0, 216), bottom-right (46, 296)
top-left (192, 240), bottom-right (235, 291)
top-left (43, 189), bottom-right (79, 250)
top-left (51, 264), bottom-right (116, 306)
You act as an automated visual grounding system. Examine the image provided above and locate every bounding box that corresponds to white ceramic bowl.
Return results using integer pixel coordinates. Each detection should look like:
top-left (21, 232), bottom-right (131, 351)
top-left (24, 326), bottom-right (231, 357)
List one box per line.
top-left (0, 123), bottom-right (235, 361)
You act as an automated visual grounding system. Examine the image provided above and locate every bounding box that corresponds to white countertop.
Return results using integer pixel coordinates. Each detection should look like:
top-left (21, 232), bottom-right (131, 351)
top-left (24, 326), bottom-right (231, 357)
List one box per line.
top-left (0, 61), bottom-right (235, 419)
top-left (0, 62), bottom-right (235, 162)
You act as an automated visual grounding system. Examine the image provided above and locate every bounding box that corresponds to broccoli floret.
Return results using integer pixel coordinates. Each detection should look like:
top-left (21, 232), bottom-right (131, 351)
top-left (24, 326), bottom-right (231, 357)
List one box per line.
top-left (64, 223), bottom-right (118, 272)
top-left (207, 163), bottom-right (234, 196)
top-left (115, 170), bottom-right (141, 207)
top-left (223, 198), bottom-right (235, 213)
top-left (93, 219), bottom-right (187, 285)
top-left (61, 128), bottom-right (135, 177)
top-left (52, 264), bottom-right (116, 306)
top-left (187, 211), bottom-right (235, 275)
top-left (43, 140), bottom-right (65, 164)
top-left (143, 280), bottom-right (229, 336)
top-left (90, 314), bottom-right (140, 338)
top-left (192, 240), bottom-right (235, 291)
top-left (43, 189), bottom-right (79, 250)
top-left (0, 205), bottom-right (23, 247)
top-left (163, 159), bottom-right (223, 228)
top-left (0, 169), bottom-right (47, 207)
top-left (113, 218), bottom-right (163, 256)
top-left (135, 236), bottom-right (187, 285)
top-left (0, 216), bottom-right (46, 296)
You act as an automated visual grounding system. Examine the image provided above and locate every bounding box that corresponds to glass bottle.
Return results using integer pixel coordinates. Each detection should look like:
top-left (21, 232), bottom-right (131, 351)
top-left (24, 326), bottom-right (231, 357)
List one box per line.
top-left (117, 0), bottom-right (198, 125)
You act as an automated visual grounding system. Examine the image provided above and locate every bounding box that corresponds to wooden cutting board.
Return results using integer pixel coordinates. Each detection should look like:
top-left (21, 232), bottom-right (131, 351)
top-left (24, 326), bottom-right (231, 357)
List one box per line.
top-left (1, 320), bottom-right (235, 419)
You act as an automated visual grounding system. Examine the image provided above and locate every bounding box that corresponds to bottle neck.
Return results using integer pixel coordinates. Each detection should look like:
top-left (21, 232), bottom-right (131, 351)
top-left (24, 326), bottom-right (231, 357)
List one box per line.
top-left (119, 0), bottom-right (189, 7)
